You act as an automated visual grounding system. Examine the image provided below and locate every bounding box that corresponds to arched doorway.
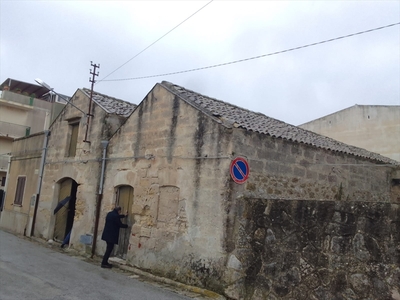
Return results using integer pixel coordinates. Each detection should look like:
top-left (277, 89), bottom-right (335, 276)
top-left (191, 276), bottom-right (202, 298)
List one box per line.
top-left (53, 178), bottom-right (78, 242)
top-left (114, 185), bottom-right (134, 259)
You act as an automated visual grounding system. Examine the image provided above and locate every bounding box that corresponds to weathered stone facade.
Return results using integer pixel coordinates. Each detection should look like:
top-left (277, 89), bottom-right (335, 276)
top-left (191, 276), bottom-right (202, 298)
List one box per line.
top-left (33, 89), bottom-right (135, 248)
top-left (2, 81), bottom-right (399, 299)
top-left (98, 82), bottom-right (399, 299)
top-left (100, 84), bottom-right (232, 289)
top-left (220, 130), bottom-right (399, 299)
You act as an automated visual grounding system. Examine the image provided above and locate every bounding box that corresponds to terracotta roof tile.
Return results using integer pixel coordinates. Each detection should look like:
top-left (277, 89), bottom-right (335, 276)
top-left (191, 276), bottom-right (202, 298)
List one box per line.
top-left (161, 81), bottom-right (398, 165)
top-left (82, 88), bottom-right (136, 117)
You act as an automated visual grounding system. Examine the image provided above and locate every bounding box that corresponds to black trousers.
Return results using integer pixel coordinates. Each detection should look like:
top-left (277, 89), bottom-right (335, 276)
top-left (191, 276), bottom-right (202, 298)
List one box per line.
top-left (102, 242), bottom-right (114, 265)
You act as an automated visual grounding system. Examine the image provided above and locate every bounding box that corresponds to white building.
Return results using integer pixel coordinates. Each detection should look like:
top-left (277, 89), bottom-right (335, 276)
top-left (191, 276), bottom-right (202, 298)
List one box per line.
top-left (299, 105), bottom-right (400, 161)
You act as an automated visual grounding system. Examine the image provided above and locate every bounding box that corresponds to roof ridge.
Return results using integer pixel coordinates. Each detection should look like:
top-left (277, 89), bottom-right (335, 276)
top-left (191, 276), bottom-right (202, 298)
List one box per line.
top-left (81, 88), bottom-right (133, 105)
top-left (81, 88), bottom-right (136, 117)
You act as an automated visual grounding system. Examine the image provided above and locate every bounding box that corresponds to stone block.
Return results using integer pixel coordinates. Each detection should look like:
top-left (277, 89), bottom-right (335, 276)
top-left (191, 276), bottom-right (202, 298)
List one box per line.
top-left (129, 235), bottom-right (140, 247)
top-left (349, 273), bottom-right (370, 296)
top-left (140, 227), bottom-right (152, 238)
top-left (294, 167), bottom-right (305, 177)
top-left (131, 224), bottom-right (141, 235)
top-left (129, 204), bottom-right (140, 216)
top-left (227, 254), bottom-right (242, 270)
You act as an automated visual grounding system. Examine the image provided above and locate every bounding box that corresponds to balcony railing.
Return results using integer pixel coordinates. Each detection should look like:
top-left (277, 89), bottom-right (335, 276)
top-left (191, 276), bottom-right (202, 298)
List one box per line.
top-left (0, 90), bottom-right (35, 106)
top-left (0, 121), bottom-right (30, 138)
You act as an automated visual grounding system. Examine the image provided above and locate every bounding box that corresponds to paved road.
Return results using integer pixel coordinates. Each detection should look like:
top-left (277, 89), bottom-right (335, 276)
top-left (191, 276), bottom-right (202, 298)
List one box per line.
top-left (0, 230), bottom-right (192, 300)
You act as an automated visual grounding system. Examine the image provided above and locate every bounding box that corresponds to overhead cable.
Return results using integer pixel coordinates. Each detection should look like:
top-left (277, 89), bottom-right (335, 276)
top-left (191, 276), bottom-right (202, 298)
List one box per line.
top-left (97, 0), bottom-right (214, 84)
top-left (100, 22), bottom-right (400, 82)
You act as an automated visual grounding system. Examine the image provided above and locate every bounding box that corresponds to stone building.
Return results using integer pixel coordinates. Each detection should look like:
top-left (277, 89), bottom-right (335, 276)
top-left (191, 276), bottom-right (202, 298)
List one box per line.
top-left (1, 81), bottom-right (399, 299)
top-left (0, 88), bottom-right (135, 243)
top-left (299, 105), bottom-right (400, 161)
top-left (99, 82), bottom-right (399, 299)
top-left (0, 132), bottom-right (47, 234)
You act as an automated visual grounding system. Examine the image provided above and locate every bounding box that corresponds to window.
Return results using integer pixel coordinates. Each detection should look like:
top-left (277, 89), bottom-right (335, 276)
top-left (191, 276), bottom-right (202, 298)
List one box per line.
top-left (68, 122), bottom-right (79, 157)
top-left (1, 177), bottom-right (5, 187)
top-left (14, 176), bottom-right (26, 206)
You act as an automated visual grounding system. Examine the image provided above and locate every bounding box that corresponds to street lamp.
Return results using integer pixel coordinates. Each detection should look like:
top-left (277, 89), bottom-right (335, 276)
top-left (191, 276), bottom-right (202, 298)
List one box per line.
top-left (35, 78), bottom-right (87, 115)
top-left (34, 78), bottom-right (53, 91)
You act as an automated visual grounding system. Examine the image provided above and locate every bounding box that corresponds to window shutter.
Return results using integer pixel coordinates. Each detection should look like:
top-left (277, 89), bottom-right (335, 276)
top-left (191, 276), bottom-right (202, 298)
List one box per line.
top-left (14, 177), bottom-right (26, 205)
top-left (68, 124), bottom-right (79, 157)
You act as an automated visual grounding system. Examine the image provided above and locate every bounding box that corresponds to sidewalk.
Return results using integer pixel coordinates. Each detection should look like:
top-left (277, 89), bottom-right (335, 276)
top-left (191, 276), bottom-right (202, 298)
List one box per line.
top-left (27, 234), bottom-right (225, 300)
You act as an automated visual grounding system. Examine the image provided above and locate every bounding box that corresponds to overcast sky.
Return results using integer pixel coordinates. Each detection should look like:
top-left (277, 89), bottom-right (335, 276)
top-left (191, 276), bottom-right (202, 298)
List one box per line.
top-left (1, 1), bottom-right (399, 125)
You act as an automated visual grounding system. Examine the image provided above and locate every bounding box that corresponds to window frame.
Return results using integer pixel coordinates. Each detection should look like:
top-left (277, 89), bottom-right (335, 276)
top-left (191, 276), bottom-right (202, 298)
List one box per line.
top-left (67, 120), bottom-right (80, 157)
top-left (13, 176), bottom-right (26, 206)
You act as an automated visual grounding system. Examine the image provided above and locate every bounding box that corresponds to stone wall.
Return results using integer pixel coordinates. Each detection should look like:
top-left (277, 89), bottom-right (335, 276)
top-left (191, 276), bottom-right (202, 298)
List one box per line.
top-left (233, 130), bottom-right (393, 203)
top-left (224, 198), bottom-right (399, 299)
top-left (221, 129), bottom-right (399, 299)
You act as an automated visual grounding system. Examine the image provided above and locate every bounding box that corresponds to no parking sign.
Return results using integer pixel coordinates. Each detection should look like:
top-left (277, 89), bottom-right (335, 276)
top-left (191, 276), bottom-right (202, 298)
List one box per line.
top-left (230, 157), bottom-right (250, 184)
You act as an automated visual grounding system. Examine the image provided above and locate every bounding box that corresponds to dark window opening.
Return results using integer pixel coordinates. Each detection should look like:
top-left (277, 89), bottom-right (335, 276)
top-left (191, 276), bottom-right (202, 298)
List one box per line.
top-left (14, 176), bottom-right (26, 206)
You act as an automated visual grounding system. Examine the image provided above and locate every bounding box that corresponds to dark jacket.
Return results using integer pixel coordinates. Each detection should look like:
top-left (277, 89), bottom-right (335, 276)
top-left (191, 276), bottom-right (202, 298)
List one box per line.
top-left (101, 209), bottom-right (128, 244)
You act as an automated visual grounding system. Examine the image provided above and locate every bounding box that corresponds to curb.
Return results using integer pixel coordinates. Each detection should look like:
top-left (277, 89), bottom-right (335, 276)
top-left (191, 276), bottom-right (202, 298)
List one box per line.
top-left (26, 234), bottom-right (226, 300)
top-left (118, 264), bottom-right (226, 300)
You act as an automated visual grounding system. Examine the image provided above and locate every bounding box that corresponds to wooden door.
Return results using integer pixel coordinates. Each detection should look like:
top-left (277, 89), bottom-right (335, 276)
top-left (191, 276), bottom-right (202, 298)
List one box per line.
top-left (53, 179), bottom-right (72, 242)
top-left (115, 185), bottom-right (133, 259)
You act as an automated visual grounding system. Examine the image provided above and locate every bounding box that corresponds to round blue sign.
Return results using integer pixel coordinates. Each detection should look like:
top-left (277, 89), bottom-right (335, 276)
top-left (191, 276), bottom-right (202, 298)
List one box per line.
top-left (230, 157), bottom-right (249, 184)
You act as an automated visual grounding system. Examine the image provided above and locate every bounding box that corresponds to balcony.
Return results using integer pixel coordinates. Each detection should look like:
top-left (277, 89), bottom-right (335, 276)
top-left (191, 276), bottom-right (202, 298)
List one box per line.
top-left (0, 121), bottom-right (30, 139)
top-left (0, 90), bottom-right (36, 108)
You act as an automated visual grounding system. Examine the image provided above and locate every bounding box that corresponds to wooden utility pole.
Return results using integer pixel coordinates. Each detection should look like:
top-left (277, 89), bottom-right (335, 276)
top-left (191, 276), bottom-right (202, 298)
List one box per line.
top-left (84, 61), bottom-right (100, 143)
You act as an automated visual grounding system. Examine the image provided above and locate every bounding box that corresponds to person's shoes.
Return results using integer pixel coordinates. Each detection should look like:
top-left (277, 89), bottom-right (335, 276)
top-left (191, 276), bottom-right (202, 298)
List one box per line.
top-left (101, 264), bottom-right (112, 268)
top-left (60, 244), bottom-right (65, 249)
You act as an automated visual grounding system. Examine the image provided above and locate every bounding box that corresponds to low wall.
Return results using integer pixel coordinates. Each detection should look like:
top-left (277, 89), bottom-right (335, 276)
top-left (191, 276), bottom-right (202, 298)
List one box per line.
top-left (224, 198), bottom-right (400, 299)
top-left (0, 210), bottom-right (29, 236)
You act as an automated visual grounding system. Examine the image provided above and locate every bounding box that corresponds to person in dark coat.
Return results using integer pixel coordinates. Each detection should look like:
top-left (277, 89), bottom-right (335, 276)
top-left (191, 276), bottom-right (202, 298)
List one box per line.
top-left (101, 206), bottom-right (128, 268)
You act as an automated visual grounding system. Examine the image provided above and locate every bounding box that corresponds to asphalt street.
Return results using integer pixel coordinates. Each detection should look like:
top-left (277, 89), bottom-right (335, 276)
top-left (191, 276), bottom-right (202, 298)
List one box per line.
top-left (0, 230), bottom-right (193, 300)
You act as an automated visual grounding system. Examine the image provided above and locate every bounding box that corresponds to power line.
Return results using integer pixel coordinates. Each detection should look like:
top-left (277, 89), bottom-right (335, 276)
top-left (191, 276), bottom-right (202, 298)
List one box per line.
top-left (101, 22), bottom-right (400, 82)
top-left (97, 0), bottom-right (214, 84)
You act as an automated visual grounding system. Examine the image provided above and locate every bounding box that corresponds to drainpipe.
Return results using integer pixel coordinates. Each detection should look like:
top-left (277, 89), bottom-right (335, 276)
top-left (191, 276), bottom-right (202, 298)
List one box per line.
top-left (30, 130), bottom-right (50, 237)
top-left (91, 140), bottom-right (109, 258)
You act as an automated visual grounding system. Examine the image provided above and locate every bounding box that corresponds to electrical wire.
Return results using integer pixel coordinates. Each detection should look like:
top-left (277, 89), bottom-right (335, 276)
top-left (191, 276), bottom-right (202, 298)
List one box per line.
top-left (100, 22), bottom-right (400, 82)
top-left (97, 0), bottom-right (214, 84)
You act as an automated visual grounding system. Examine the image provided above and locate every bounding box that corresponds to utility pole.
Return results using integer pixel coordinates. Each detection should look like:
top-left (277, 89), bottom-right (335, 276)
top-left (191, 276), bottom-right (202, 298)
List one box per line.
top-left (84, 61), bottom-right (100, 143)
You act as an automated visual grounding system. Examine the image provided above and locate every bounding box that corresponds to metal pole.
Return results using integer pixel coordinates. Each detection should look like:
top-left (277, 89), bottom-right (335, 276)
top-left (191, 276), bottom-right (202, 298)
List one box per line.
top-left (91, 140), bottom-right (108, 258)
top-left (30, 130), bottom-right (50, 237)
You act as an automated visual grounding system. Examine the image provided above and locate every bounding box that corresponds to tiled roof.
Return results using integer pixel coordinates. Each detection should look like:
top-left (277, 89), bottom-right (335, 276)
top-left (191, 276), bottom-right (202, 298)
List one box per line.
top-left (82, 88), bottom-right (136, 117)
top-left (161, 81), bottom-right (398, 165)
